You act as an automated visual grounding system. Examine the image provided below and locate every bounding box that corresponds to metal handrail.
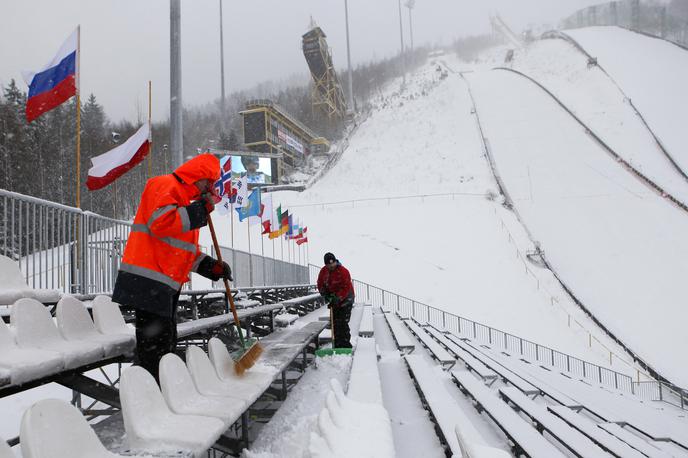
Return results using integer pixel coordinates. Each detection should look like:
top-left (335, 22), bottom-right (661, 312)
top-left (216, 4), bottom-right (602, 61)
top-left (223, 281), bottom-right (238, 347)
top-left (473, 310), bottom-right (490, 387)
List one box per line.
top-left (309, 263), bottom-right (687, 410)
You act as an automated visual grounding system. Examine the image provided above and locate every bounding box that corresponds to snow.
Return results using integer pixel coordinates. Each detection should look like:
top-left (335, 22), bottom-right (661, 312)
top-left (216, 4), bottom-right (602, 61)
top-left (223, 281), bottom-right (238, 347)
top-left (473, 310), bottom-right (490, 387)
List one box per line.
top-left (486, 37), bottom-right (688, 204)
top-left (346, 337), bottom-right (383, 404)
top-left (466, 67), bottom-right (688, 387)
top-left (0, 255), bottom-right (60, 305)
top-left (565, 26), bottom-right (688, 176)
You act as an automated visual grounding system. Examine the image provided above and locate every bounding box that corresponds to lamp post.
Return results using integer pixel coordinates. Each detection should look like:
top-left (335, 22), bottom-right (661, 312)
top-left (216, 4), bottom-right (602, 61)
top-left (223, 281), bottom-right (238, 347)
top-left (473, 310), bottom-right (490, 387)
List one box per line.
top-left (344, 0), bottom-right (354, 112)
top-left (397, 0), bottom-right (406, 86)
top-left (405, 0), bottom-right (415, 52)
top-left (170, 0), bottom-right (183, 167)
top-left (219, 0), bottom-right (227, 123)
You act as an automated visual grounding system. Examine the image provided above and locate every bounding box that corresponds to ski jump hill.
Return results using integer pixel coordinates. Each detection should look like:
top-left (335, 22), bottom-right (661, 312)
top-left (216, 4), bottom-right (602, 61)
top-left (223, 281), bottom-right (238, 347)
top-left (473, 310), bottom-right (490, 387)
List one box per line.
top-left (2, 25), bottom-right (688, 458)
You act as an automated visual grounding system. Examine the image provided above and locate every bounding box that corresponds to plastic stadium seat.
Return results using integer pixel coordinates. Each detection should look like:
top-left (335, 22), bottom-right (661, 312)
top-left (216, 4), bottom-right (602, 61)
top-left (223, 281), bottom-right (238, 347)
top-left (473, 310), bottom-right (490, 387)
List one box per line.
top-left (159, 353), bottom-right (246, 428)
top-left (0, 435), bottom-right (15, 458)
top-left (56, 296), bottom-right (134, 358)
top-left (186, 345), bottom-right (262, 403)
top-left (0, 318), bottom-right (63, 386)
top-left (119, 365), bottom-right (225, 456)
top-left (92, 296), bottom-right (134, 336)
top-left (11, 298), bottom-right (103, 371)
top-left (20, 399), bottom-right (122, 458)
top-left (207, 337), bottom-right (274, 391)
top-left (0, 255), bottom-right (60, 305)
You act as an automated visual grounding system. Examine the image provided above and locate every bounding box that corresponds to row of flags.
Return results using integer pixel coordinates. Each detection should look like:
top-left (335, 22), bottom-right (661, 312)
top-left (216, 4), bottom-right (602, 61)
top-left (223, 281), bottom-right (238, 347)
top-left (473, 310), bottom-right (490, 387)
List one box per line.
top-left (213, 156), bottom-right (309, 245)
top-left (22, 27), bottom-right (151, 191)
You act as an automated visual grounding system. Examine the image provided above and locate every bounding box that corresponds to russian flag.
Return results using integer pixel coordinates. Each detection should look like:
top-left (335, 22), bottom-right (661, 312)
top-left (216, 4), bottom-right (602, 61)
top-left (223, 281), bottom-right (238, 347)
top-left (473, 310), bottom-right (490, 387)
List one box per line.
top-left (86, 124), bottom-right (151, 190)
top-left (23, 28), bottom-right (78, 122)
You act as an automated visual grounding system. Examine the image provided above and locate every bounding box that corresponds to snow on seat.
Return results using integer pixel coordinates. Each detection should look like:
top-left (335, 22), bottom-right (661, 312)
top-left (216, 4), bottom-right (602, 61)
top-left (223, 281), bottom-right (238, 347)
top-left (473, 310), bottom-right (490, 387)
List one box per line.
top-left (0, 317), bottom-right (63, 386)
top-left (159, 353), bottom-right (245, 428)
top-left (498, 387), bottom-right (610, 458)
top-left (207, 337), bottom-right (274, 393)
top-left (0, 436), bottom-right (14, 458)
top-left (382, 312), bottom-right (415, 353)
top-left (597, 423), bottom-right (673, 458)
top-left (11, 298), bottom-right (103, 370)
top-left (310, 379), bottom-right (395, 458)
top-left (404, 354), bottom-right (486, 456)
top-left (281, 293), bottom-right (322, 307)
top-left (92, 296), bottom-right (134, 336)
top-left (119, 365), bottom-right (226, 456)
top-left (358, 305), bottom-right (374, 337)
top-left (424, 326), bottom-right (498, 383)
top-left (452, 370), bottom-right (567, 457)
top-left (401, 318), bottom-right (454, 368)
top-left (548, 406), bottom-right (645, 458)
top-left (274, 312), bottom-right (299, 327)
top-left (446, 335), bottom-right (540, 396)
top-left (56, 296), bottom-right (134, 359)
top-left (454, 426), bottom-right (511, 458)
top-left (347, 337), bottom-right (383, 405)
top-left (186, 345), bottom-right (257, 407)
top-left (0, 255), bottom-right (60, 306)
top-left (20, 398), bottom-right (122, 458)
top-left (0, 369), bottom-right (9, 388)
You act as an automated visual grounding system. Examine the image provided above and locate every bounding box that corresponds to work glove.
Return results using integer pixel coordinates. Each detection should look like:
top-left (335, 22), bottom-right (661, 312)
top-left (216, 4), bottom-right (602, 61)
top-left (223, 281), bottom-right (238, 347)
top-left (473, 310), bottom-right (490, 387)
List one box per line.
top-left (186, 200), bottom-right (211, 229)
top-left (197, 256), bottom-right (233, 281)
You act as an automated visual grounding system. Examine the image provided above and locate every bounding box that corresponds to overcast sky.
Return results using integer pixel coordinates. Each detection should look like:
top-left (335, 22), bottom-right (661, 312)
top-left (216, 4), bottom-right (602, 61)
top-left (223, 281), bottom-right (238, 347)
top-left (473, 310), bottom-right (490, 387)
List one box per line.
top-left (1, 0), bottom-right (599, 123)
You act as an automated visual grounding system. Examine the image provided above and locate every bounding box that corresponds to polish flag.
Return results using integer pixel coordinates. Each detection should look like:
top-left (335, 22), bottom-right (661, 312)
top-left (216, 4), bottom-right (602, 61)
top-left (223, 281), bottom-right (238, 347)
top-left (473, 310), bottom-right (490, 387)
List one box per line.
top-left (86, 123), bottom-right (150, 190)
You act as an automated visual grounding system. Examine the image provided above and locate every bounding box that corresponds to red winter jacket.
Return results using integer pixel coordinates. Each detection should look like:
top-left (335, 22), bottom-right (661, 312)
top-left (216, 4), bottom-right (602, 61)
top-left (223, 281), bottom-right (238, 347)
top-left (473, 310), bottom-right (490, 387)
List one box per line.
top-left (317, 263), bottom-right (354, 304)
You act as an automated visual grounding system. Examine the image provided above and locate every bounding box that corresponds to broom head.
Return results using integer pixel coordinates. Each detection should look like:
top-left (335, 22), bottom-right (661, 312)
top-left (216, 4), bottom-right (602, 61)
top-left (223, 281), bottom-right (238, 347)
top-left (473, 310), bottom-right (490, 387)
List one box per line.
top-left (232, 339), bottom-right (264, 376)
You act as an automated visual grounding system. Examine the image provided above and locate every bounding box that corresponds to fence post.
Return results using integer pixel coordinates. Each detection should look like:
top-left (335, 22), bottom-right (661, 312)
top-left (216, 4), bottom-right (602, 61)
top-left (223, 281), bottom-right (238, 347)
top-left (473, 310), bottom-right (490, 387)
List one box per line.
top-left (396, 294), bottom-right (400, 314)
top-left (366, 284), bottom-right (370, 303)
top-left (442, 311), bottom-right (446, 330)
top-left (488, 327), bottom-right (492, 344)
top-left (659, 383), bottom-right (663, 401)
top-left (412, 300), bottom-right (416, 317)
top-left (473, 321), bottom-right (477, 338)
top-left (598, 366), bottom-right (602, 384)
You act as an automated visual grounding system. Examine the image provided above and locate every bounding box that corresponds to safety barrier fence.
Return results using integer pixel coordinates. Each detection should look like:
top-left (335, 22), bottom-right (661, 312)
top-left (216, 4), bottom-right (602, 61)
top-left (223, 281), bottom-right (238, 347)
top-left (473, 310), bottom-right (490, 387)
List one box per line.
top-left (561, 0), bottom-right (688, 50)
top-left (309, 264), bottom-right (687, 410)
top-left (0, 188), bottom-right (311, 296)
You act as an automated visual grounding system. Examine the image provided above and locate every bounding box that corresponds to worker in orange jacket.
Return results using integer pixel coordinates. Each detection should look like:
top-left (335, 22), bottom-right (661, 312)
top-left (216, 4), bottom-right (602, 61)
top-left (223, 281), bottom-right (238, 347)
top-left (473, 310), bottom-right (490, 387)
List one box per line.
top-left (112, 153), bottom-right (232, 381)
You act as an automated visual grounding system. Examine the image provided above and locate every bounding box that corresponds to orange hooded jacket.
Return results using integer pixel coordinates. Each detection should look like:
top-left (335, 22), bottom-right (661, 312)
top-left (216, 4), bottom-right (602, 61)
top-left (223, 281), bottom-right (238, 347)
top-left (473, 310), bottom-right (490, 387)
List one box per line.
top-left (115, 154), bottom-right (220, 303)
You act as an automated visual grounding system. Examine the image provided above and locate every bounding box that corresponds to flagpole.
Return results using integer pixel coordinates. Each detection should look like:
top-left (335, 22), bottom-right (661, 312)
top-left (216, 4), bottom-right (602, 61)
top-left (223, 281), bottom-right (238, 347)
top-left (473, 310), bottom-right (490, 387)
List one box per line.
top-left (147, 80), bottom-right (152, 178)
top-left (230, 203), bottom-right (234, 248)
top-left (260, 225), bottom-right (265, 286)
top-left (280, 233), bottom-right (284, 262)
top-left (247, 218), bottom-right (253, 286)
top-left (75, 25), bottom-right (82, 209)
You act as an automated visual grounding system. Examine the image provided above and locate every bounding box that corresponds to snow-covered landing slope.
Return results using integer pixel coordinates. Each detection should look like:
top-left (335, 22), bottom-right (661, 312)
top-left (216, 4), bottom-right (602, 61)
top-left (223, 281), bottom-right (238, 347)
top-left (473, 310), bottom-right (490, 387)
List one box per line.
top-left (484, 36), bottom-right (688, 205)
top-left (209, 61), bottom-right (638, 370)
top-left (565, 26), bottom-right (688, 176)
top-left (468, 68), bottom-right (688, 387)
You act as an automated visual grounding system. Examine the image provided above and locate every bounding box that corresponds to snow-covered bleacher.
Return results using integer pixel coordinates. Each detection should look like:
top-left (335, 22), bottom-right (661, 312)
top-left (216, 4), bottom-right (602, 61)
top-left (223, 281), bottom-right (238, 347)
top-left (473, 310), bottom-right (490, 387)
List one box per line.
top-left (397, 316), bottom-right (688, 457)
top-left (0, 255), bottom-right (60, 306)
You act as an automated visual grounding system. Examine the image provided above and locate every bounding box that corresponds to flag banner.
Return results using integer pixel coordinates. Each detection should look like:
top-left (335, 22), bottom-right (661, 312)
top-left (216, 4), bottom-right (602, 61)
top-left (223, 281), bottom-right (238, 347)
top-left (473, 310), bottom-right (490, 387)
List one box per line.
top-left (232, 175), bottom-right (248, 207)
top-left (286, 214), bottom-right (294, 237)
top-left (24, 28), bottom-right (78, 122)
top-left (216, 197), bottom-right (233, 216)
top-left (86, 123), bottom-right (150, 190)
top-left (296, 237), bottom-right (308, 245)
top-left (261, 193), bottom-right (273, 235)
top-left (236, 187), bottom-right (261, 221)
top-left (214, 156), bottom-right (232, 198)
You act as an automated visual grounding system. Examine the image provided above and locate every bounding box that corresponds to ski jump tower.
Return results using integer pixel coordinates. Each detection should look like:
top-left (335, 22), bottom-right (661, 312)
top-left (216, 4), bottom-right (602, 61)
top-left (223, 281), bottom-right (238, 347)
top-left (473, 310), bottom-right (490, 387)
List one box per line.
top-left (302, 23), bottom-right (347, 122)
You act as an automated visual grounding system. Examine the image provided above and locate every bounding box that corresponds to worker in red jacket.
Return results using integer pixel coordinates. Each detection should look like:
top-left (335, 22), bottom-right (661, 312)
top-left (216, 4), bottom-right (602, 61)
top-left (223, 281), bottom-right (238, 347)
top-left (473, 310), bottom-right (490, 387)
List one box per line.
top-left (317, 252), bottom-right (355, 348)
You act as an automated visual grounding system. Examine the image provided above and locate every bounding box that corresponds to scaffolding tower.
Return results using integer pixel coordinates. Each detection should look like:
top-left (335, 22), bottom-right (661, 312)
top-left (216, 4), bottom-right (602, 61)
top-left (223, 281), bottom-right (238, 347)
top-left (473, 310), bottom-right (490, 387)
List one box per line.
top-left (302, 25), bottom-right (347, 121)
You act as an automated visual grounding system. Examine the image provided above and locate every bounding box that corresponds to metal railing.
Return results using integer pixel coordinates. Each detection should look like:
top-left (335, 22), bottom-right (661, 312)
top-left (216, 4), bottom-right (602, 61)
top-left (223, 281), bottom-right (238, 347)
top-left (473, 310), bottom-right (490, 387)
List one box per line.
top-left (309, 264), bottom-right (687, 410)
top-left (1, 189), bottom-right (131, 294)
top-left (0, 188), bottom-right (309, 296)
top-left (216, 245), bottom-right (308, 288)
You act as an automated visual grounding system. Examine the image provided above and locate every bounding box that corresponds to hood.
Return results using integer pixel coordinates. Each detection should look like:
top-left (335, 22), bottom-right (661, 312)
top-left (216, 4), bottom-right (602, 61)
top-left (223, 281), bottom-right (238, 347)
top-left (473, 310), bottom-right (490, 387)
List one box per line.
top-left (174, 154), bottom-right (220, 185)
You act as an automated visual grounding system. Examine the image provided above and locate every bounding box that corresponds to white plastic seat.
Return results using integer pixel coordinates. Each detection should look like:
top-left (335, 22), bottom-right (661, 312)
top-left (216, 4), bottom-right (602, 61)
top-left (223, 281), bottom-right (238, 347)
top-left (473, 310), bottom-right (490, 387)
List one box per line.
top-left (159, 353), bottom-right (246, 427)
top-left (0, 255), bottom-right (60, 305)
top-left (56, 296), bottom-right (134, 358)
top-left (207, 337), bottom-right (274, 391)
top-left (0, 318), bottom-right (63, 386)
top-left (11, 298), bottom-right (103, 370)
top-left (119, 365), bottom-right (225, 456)
top-left (92, 296), bottom-right (134, 336)
top-left (20, 398), bottom-right (122, 458)
top-left (186, 345), bottom-right (262, 403)
top-left (0, 435), bottom-right (15, 458)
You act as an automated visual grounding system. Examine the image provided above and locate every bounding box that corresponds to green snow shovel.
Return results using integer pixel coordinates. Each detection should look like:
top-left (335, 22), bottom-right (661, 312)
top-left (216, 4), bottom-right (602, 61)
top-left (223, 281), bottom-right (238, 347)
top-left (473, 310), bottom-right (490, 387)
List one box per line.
top-left (315, 301), bottom-right (353, 357)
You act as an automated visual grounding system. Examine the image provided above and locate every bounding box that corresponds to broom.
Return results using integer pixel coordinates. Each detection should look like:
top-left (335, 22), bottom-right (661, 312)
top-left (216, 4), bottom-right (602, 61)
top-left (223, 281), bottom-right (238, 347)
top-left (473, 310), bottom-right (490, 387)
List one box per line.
top-left (207, 212), bottom-right (263, 376)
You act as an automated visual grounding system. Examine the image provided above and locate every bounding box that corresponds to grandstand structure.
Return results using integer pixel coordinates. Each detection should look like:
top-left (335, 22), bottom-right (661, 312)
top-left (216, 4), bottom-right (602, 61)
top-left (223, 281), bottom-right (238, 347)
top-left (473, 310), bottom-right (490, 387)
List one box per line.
top-left (302, 25), bottom-right (348, 122)
top-left (240, 99), bottom-right (330, 183)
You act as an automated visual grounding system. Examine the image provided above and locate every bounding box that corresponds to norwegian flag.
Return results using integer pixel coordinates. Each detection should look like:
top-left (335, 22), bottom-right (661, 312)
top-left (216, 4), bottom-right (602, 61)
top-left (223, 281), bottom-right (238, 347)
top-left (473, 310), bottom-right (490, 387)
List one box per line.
top-left (214, 156), bottom-right (233, 198)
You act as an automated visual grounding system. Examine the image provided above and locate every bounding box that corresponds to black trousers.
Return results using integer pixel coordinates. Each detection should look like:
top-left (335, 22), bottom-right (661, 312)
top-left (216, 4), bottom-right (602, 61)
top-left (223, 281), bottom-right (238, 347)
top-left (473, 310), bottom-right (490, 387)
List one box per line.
top-left (332, 300), bottom-right (353, 348)
top-left (135, 308), bottom-right (177, 383)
